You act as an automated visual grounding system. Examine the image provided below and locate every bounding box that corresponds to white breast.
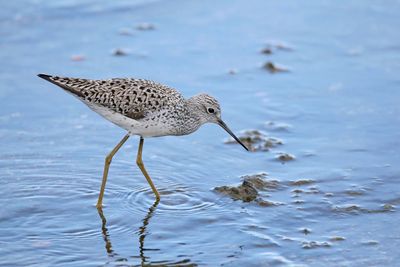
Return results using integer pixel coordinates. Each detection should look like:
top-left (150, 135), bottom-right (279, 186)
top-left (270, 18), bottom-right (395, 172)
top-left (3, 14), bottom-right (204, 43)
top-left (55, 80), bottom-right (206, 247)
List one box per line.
top-left (86, 102), bottom-right (173, 137)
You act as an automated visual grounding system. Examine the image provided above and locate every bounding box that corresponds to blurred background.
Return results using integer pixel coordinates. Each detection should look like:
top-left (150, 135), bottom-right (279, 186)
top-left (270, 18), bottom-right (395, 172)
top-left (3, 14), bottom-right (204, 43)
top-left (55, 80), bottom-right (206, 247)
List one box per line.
top-left (1, 0), bottom-right (400, 266)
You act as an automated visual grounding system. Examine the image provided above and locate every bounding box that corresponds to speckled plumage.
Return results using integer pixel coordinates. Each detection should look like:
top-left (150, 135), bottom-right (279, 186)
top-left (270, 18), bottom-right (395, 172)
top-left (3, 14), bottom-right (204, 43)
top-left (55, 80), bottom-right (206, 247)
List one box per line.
top-left (38, 74), bottom-right (221, 137)
top-left (37, 73), bottom-right (248, 206)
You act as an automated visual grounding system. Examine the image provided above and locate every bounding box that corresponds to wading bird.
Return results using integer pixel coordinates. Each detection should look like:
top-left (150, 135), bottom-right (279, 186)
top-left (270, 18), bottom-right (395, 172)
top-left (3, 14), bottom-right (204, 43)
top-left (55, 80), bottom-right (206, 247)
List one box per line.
top-left (38, 74), bottom-right (248, 208)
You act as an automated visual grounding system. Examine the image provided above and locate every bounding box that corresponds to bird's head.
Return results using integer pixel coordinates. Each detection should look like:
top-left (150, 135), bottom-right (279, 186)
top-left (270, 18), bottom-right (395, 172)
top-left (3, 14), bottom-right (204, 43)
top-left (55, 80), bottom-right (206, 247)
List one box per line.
top-left (190, 93), bottom-right (248, 151)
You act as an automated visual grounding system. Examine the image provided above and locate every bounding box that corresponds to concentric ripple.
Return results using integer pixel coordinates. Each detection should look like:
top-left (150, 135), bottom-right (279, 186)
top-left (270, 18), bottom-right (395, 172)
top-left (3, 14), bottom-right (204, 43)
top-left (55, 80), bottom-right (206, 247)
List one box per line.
top-left (117, 182), bottom-right (216, 216)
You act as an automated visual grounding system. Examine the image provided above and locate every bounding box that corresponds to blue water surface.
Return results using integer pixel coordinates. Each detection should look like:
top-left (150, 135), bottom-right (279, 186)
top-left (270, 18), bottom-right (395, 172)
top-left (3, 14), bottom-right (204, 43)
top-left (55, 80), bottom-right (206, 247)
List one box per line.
top-left (1, 0), bottom-right (400, 266)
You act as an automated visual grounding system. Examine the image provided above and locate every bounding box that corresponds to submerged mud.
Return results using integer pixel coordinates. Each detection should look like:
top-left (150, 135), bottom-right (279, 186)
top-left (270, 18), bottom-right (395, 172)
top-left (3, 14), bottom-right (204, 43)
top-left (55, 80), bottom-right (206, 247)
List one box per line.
top-left (214, 173), bottom-right (284, 206)
top-left (224, 130), bottom-right (283, 152)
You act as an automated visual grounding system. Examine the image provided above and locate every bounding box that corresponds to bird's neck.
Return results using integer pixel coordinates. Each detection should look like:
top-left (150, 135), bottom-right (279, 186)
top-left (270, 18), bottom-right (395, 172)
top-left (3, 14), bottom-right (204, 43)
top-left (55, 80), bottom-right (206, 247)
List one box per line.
top-left (171, 98), bottom-right (205, 135)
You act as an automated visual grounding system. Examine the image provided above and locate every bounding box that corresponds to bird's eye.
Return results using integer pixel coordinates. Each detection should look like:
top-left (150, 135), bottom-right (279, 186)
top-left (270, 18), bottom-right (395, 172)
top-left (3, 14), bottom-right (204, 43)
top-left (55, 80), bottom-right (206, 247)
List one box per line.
top-left (207, 108), bottom-right (215, 113)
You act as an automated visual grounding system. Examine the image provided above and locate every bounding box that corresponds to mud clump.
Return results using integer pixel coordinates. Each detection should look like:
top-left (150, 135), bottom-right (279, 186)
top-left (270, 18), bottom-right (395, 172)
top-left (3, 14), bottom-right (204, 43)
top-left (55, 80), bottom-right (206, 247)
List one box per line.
top-left (275, 153), bottom-right (295, 162)
top-left (382, 203), bottom-right (396, 210)
top-left (333, 204), bottom-right (395, 214)
top-left (224, 130), bottom-right (283, 152)
top-left (302, 241), bottom-right (331, 249)
top-left (228, 69), bottom-right (238, 75)
top-left (263, 62), bottom-right (289, 73)
top-left (300, 228), bottom-right (312, 235)
top-left (329, 236), bottom-right (346, 242)
top-left (345, 190), bottom-right (365, 196)
top-left (292, 189), bottom-right (303, 194)
top-left (261, 47), bottom-right (272, 54)
top-left (214, 173), bottom-right (282, 204)
top-left (368, 204), bottom-right (396, 213)
top-left (333, 204), bottom-right (364, 214)
top-left (112, 48), bottom-right (129, 56)
top-left (289, 179), bottom-right (315, 186)
top-left (214, 180), bottom-right (258, 202)
top-left (260, 42), bottom-right (294, 55)
top-left (304, 186), bottom-right (320, 194)
top-left (361, 240), bottom-right (379, 246)
top-left (256, 199), bottom-right (283, 207)
top-left (241, 173), bottom-right (281, 191)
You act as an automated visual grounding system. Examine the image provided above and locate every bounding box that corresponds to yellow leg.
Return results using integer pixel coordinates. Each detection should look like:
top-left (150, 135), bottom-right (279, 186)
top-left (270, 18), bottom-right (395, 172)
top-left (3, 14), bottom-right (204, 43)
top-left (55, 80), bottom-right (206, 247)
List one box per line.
top-left (136, 137), bottom-right (160, 200)
top-left (96, 134), bottom-right (130, 208)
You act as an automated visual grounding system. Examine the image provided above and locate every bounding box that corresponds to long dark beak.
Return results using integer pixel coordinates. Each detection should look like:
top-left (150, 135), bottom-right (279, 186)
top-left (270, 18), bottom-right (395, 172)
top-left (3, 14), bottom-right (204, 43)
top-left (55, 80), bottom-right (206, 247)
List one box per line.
top-left (218, 119), bottom-right (249, 151)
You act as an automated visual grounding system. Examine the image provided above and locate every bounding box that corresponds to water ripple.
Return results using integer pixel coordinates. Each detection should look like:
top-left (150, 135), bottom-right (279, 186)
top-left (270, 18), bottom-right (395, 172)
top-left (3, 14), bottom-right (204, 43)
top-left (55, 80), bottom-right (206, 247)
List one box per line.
top-left (116, 182), bottom-right (216, 216)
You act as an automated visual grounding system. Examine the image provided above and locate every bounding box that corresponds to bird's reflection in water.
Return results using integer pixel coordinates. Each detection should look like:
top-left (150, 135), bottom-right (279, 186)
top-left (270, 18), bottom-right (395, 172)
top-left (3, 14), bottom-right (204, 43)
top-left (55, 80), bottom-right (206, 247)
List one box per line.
top-left (137, 199), bottom-right (160, 263)
top-left (97, 206), bottom-right (116, 258)
top-left (97, 199), bottom-right (159, 265)
top-left (97, 200), bottom-right (195, 266)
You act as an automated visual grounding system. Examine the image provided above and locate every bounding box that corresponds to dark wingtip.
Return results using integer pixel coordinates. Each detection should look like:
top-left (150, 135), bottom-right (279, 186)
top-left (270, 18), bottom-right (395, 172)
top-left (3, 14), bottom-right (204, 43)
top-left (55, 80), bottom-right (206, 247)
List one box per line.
top-left (37, 73), bottom-right (52, 80)
top-left (37, 73), bottom-right (85, 98)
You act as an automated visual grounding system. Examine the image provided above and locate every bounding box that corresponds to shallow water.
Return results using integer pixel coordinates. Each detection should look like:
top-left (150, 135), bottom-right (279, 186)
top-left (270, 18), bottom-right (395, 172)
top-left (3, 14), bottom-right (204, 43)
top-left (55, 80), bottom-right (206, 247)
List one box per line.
top-left (1, 0), bottom-right (400, 266)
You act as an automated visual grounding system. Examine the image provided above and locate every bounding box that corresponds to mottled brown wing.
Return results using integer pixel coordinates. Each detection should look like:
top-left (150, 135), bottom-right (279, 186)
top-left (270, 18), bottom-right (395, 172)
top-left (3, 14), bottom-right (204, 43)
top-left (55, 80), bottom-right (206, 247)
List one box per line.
top-left (38, 74), bottom-right (184, 120)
